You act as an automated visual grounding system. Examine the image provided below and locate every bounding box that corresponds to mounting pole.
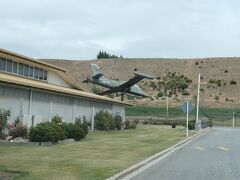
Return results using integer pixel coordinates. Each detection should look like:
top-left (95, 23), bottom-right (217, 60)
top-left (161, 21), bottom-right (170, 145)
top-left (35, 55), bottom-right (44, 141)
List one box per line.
top-left (166, 91), bottom-right (169, 120)
top-left (121, 93), bottom-right (124, 101)
top-left (232, 101), bottom-right (235, 127)
top-left (196, 73), bottom-right (201, 123)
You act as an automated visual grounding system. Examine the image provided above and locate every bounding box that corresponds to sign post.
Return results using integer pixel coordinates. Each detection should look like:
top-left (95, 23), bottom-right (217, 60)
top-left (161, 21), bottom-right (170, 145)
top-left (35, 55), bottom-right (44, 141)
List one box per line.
top-left (181, 102), bottom-right (194, 137)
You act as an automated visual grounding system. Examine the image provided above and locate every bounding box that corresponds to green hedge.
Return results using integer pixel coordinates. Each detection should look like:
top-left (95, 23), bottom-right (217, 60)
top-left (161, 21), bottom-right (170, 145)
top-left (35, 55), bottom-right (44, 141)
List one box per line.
top-left (95, 111), bottom-right (123, 130)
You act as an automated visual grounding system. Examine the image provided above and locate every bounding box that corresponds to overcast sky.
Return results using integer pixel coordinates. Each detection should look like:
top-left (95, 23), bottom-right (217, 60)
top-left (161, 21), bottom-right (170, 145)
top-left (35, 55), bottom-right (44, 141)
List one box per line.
top-left (1, 0), bottom-right (240, 60)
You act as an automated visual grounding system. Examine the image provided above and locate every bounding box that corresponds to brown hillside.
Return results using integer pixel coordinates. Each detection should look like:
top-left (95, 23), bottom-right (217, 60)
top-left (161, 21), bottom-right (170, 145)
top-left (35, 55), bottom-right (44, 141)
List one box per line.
top-left (42, 58), bottom-right (240, 108)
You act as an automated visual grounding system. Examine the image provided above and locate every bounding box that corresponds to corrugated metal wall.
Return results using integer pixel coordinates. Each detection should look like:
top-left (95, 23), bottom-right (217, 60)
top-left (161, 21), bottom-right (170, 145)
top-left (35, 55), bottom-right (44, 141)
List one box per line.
top-left (0, 84), bottom-right (125, 127)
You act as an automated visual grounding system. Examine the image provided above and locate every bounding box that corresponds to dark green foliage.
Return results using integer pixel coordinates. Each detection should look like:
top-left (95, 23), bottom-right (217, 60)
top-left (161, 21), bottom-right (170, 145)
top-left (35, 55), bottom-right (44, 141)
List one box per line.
top-left (134, 68), bottom-right (138, 71)
top-left (157, 91), bottom-right (164, 97)
top-left (72, 125), bottom-right (85, 141)
top-left (29, 122), bottom-right (62, 143)
top-left (188, 120), bottom-right (196, 130)
top-left (214, 96), bottom-right (219, 101)
top-left (60, 122), bottom-right (74, 138)
top-left (208, 79), bottom-right (215, 83)
top-left (230, 80), bottom-right (237, 85)
top-left (81, 118), bottom-right (89, 135)
top-left (216, 80), bottom-right (221, 87)
top-left (94, 111), bottom-right (124, 130)
top-left (97, 50), bottom-right (123, 59)
top-left (224, 70), bottom-right (228, 73)
top-left (114, 115), bottom-right (123, 130)
top-left (95, 111), bottom-right (114, 130)
top-left (195, 62), bottom-right (199, 65)
top-left (0, 109), bottom-right (10, 138)
top-left (29, 120), bottom-right (86, 143)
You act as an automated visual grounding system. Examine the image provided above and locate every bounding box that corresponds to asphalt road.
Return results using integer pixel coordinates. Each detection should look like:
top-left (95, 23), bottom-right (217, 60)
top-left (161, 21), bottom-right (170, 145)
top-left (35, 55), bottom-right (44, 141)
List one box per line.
top-left (131, 127), bottom-right (240, 180)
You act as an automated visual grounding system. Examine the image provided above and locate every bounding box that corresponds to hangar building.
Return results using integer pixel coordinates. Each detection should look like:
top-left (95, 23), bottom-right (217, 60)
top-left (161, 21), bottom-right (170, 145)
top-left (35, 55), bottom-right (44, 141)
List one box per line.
top-left (0, 48), bottom-right (128, 128)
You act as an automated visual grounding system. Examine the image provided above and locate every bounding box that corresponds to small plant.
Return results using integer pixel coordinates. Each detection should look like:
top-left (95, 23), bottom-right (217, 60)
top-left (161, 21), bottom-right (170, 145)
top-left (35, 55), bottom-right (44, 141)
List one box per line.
top-left (9, 122), bottom-right (28, 139)
top-left (230, 80), bottom-right (237, 85)
top-left (0, 109), bottom-right (11, 139)
top-left (188, 120), bottom-right (196, 130)
top-left (124, 120), bottom-right (137, 129)
top-left (157, 91), bottom-right (164, 97)
top-left (224, 70), bottom-right (228, 73)
top-left (115, 115), bottom-right (123, 130)
top-left (92, 85), bottom-right (101, 94)
top-left (195, 62), bottom-right (199, 65)
top-left (214, 96), bottom-right (219, 101)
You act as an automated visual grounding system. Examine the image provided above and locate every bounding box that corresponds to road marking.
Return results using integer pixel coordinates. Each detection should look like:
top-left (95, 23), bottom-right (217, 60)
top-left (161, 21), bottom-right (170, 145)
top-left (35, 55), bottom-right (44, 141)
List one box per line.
top-left (194, 146), bottom-right (205, 151)
top-left (217, 146), bottom-right (230, 151)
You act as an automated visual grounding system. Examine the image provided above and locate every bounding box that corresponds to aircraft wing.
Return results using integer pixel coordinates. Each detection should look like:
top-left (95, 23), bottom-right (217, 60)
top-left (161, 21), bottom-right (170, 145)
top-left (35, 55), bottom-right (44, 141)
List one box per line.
top-left (99, 72), bottom-right (153, 94)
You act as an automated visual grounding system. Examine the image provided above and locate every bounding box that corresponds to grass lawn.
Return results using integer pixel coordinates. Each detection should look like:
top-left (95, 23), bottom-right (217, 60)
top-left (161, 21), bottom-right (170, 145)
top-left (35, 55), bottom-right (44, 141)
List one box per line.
top-left (0, 125), bottom-right (188, 180)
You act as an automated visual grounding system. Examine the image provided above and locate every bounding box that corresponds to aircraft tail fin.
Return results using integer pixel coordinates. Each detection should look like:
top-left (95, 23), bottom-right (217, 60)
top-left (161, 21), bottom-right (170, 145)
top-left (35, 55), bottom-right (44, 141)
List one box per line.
top-left (91, 64), bottom-right (104, 79)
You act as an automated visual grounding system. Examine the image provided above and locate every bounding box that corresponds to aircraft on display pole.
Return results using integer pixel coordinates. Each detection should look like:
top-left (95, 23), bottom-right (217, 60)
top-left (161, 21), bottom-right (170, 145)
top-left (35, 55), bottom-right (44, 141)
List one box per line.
top-left (83, 64), bottom-right (154, 101)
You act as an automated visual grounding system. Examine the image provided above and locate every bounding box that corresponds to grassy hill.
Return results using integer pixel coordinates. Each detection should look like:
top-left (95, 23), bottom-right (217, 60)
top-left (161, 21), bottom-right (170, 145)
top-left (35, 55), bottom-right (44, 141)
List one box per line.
top-left (42, 57), bottom-right (240, 108)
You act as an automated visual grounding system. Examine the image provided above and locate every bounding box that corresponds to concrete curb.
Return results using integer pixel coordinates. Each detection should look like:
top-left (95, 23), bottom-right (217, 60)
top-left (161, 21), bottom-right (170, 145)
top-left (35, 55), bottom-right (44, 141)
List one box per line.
top-left (107, 128), bottom-right (211, 180)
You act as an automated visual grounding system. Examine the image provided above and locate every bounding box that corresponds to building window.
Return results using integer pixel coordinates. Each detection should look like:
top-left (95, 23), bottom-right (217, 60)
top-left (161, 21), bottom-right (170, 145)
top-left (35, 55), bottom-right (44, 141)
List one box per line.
top-left (29, 66), bottom-right (34, 77)
top-left (24, 64), bottom-right (29, 77)
top-left (39, 69), bottom-right (43, 80)
top-left (34, 67), bottom-right (39, 79)
top-left (18, 63), bottom-right (24, 75)
top-left (43, 70), bottom-right (48, 80)
top-left (6, 59), bottom-right (12, 72)
top-left (13, 61), bottom-right (18, 74)
top-left (0, 58), bottom-right (6, 71)
top-left (0, 57), bottom-right (48, 81)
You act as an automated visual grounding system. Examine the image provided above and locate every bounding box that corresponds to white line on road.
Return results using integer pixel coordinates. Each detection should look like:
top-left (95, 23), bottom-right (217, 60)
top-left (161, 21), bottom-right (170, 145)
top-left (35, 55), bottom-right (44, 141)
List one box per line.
top-left (194, 146), bottom-right (205, 151)
top-left (217, 146), bottom-right (230, 151)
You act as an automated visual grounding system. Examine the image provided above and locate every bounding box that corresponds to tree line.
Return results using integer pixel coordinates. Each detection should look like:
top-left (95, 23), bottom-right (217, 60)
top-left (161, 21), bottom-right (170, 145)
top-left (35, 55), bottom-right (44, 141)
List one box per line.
top-left (97, 51), bottom-right (123, 59)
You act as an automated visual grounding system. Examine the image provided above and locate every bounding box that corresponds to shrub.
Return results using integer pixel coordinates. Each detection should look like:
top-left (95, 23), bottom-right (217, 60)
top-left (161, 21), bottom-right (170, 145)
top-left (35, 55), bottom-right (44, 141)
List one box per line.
top-left (29, 122), bottom-right (61, 143)
top-left (224, 70), bottom-right (228, 73)
top-left (188, 120), bottom-right (196, 130)
top-left (208, 79), bottom-right (215, 83)
top-left (124, 120), bottom-right (137, 129)
top-left (0, 109), bottom-right (11, 139)
top-left (230, 80), bottom-right (237, 85)
top-left (81, 119), bottom-right (89, 135)
top-left (51, 114), bottom-right (63, 124)
top-left (115, 115), bottom-right (122, 130)
top-left (214, 96), bottom-right (219, 101)
top-left (9, 123), bottom-right (28, 139)
top-left (72, 125), bottom-right (85, 141)
top-left (157, 91), bottom-right (164, 97)
top-left (95, 111), bottom-right (114, 130)
top-left (195, 62), bottom-right (199, 65)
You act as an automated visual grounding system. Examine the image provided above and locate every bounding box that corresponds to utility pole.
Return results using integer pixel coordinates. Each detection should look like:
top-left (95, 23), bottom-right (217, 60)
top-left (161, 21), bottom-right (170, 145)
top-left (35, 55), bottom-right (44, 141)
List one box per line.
top-left (186, 101), bottom-right (189, 137)
top-left (196, 73), bottom-right (201, 123)
top-left (232, 101), bottom-right (235, 127)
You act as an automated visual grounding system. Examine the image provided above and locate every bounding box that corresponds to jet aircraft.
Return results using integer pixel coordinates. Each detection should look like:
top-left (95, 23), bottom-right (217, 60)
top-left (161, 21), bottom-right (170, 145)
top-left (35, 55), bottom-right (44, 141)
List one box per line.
top-left (83, 64), bottom-right (153, 101)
